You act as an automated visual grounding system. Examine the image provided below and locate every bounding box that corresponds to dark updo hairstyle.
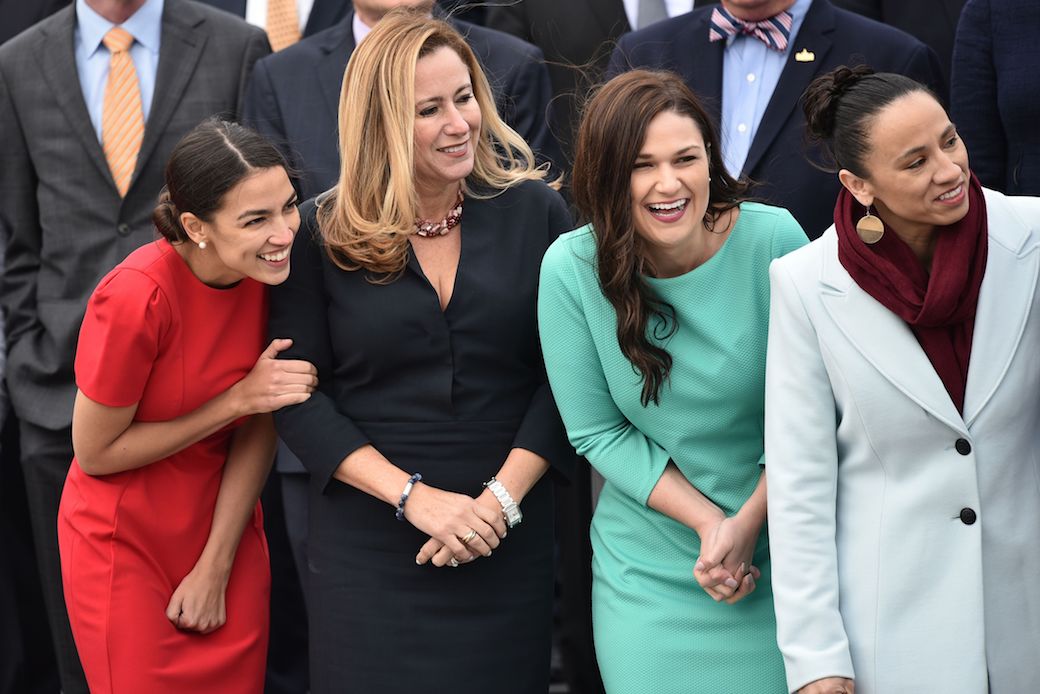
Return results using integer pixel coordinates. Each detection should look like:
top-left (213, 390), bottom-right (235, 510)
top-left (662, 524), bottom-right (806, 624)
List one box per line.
top-left (153, 118), bottom-right (291, 243)
top-left (802, 65), bottom-right (936, 178)
top-left (572, 69), bottom-right (749, 406)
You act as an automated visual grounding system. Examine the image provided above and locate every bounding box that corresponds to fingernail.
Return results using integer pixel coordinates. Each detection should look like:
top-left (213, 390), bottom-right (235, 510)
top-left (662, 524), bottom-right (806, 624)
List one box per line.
top-left (725, 578), bottom-right (739, 589)
top-left (695, 562), bottom-right (704, 571)
top-left (739, 562), bottom-right (746, 574)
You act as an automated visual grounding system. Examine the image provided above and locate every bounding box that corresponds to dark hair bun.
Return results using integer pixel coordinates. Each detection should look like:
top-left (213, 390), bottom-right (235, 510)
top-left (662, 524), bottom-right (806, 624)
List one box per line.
top-left (803, 65), bottom-right (875, 140)
top-left (152, 187), bottom-right (187, 243)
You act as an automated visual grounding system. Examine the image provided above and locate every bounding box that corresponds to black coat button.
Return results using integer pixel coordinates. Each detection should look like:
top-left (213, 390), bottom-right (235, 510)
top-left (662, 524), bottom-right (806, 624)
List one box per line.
top-left (955, 438), bottom-right (971, 455)
top-left (960, 508), bottom-right (977, 525)
top-left (117, 223), bottom-right (131, 236)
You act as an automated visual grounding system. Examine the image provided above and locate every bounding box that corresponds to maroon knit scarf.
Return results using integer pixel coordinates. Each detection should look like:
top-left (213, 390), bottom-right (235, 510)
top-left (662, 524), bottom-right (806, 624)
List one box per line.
top-left (834, 174), bottom-right (988, 414)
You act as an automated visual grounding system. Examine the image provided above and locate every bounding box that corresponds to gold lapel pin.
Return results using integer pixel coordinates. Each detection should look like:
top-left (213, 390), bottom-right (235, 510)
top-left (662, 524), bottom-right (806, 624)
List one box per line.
top-left (795, 49), bottom-right (816, 62)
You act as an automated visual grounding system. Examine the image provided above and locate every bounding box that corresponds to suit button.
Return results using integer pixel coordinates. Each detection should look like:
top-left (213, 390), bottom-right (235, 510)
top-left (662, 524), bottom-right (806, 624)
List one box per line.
top-left (955, 438), bottom-right (971, 455)
top-left (960, 508), bottom-right (977, 525)
top-left (117, 223), bottom-right (131, 236)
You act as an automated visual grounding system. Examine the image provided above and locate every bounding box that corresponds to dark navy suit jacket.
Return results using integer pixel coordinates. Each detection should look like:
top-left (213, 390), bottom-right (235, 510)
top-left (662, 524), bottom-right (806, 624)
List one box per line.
top-left (608, 0), bottom-right (945, 239)
top-left (195, 0), bottom-right (350, 36)
top-left (242, 10), bottom-right (556, 201)
top-left (951, 0), bottom-right (1040, 196)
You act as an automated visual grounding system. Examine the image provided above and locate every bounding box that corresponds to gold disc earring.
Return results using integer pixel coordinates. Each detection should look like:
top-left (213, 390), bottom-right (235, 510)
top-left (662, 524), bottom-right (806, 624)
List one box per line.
top-left (856, 205), bottom-right (884, 244)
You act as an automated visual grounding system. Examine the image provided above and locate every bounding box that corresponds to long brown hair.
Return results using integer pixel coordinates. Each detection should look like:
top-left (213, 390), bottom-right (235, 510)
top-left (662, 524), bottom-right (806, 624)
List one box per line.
top-left (317, 9), bottom-right (548, 278)
top-left (572, 70), bottom-right (748, 406)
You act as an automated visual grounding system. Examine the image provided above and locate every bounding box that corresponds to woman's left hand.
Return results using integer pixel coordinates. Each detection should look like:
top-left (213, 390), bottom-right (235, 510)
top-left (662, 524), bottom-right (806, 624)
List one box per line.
top-left (416, 491), bottom-right (508, 567)
top-left (165, 562), bottom-right (230, 633)
top-left (694, 513), bottom-right (761, 602)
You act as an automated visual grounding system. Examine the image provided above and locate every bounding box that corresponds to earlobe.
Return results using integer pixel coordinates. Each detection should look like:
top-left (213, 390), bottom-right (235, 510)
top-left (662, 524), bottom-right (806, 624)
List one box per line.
top-left (179, 212), bottom-right (207, 246)
top-left (838, 169), bottom-right (874, 208)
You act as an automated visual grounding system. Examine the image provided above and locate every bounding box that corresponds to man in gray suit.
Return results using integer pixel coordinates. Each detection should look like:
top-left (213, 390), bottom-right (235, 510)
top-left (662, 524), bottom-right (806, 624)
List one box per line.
top-left (0, 1), bottom-right (269, 691)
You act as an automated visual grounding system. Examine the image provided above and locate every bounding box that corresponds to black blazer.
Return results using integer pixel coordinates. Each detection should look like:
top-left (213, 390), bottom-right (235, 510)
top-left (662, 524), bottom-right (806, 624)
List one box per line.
top-left (831, 0), bottom-right (965, 82)
top-left (0, 1), bottom-right (269, 429)
top-left (608, 0), bottom-right (945, 239)
top-left (242, 10), bottom-right (557, 200)
top-left (951, 0), bottom-right (1040, 195)
top-left (0, 0), bottom-right (70, 45)
top-left (486, 0), bottom-right (629, 162)
top-left (195, 0), bottom-right (351, 36)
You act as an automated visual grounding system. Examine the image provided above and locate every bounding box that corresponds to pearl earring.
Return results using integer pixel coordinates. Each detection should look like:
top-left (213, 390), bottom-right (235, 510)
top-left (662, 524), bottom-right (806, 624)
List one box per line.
top-left (198, 240), bottom-right (207, 250)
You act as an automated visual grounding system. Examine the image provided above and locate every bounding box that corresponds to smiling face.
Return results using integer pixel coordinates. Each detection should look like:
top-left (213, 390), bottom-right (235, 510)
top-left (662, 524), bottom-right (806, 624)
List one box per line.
top-left (630, 110), bottom-right (712, 260)
top-left (412, 45), bottom-right (481, 199)
top-left (188, 166), bottom-right (299, 286)
top-left (840, 91), bottom-right (970, 240)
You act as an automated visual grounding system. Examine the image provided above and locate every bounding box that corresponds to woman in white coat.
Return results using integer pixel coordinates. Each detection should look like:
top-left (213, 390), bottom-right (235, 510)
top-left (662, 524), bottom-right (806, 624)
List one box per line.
top-left (765, 65), bottom-right (1040, 694)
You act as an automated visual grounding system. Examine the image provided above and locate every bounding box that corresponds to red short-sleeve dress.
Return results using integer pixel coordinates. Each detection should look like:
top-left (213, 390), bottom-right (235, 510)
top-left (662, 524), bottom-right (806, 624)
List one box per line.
top-left (57, 239), bottom-right (271, 694)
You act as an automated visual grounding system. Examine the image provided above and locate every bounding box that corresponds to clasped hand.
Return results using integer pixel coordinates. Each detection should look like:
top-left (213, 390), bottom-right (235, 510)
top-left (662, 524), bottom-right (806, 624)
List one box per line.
top-left (407, 486), bottom-right (507, 567)
top-left (694, 514), bottom-right (761, 604)
top-left (232, 338), bottom-right (318, 415)
top-left (165, 562), bottom-right (229, 634)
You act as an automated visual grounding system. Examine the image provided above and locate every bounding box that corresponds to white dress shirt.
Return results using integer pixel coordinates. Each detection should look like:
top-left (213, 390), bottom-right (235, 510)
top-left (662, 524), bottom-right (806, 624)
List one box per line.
top-left (244, 0), bottom-right (314, 31)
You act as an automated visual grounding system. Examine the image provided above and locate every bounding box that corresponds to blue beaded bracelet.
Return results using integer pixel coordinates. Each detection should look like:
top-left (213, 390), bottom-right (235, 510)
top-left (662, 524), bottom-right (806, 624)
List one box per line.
top-left (395, 473), bottom-right (422, 521)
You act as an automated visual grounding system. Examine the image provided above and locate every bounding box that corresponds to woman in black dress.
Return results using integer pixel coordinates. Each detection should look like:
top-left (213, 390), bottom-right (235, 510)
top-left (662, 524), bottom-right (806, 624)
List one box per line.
top-left (269, 10), bottom-right (573, 693)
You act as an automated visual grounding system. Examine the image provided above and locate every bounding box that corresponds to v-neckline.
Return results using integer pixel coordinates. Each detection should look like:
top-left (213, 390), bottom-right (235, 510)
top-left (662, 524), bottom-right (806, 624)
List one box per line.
top-left (407, 225), bottom-right (465, 314)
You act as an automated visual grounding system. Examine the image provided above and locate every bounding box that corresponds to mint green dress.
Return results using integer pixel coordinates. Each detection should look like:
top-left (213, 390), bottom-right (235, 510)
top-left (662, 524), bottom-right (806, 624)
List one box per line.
top-left (538, 203), bottom-right (807, 693)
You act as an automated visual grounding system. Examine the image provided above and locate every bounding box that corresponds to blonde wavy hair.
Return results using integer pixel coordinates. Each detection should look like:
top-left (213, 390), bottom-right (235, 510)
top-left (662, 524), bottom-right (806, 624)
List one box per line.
top-left (317, 9), bottom-right (550, 276)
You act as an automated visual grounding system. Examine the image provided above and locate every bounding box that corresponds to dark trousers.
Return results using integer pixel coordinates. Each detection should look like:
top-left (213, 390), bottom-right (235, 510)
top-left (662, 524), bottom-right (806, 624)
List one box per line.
top-left (0, 415), bottom-right (60, 694)
top-left (556, 459), bottom-right (605, 694)
top-left (18, 421), bottom-right (87, 694)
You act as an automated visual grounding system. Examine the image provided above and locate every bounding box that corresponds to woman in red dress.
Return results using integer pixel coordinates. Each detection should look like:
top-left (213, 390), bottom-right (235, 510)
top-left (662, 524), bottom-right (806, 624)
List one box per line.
top-left (57, 119), bottom-right (317, 693)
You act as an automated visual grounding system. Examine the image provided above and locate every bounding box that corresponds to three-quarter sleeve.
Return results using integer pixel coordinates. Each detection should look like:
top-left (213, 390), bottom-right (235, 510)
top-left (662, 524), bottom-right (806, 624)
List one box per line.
top-left (538, 235), bottom-right (671, 506)
top-left (270, 206), bottom-right (371, 492)
top-left (75, 269), bottom-right (168, 408)
top-left (764, 257), bottom-right (855, 691)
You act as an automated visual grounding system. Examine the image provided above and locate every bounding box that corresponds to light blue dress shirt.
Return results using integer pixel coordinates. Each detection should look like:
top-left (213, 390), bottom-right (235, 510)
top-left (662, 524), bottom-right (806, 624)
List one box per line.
top-left (720, 0), bottom-right (812, 177)
top-left (75, 0), bottom-right (164, 143)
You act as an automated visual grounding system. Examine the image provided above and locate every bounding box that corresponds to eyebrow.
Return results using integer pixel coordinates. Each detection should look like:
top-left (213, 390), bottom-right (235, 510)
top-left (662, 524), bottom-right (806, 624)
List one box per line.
top-left (897, 123), bottom-right (956, 161)
top-left (236, 191), bottom-right (298, 221)
top-left (635, 144), bottom-right (703, 160)
top-left (416, 83), bottom-right (473, 106)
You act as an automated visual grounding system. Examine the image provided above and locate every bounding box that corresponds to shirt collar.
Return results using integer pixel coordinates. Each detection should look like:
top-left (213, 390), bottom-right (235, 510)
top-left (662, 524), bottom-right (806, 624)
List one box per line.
top-left (722, 0), bottom-right (813, 50)
top-left (76, 0), bottom-right (164, 57)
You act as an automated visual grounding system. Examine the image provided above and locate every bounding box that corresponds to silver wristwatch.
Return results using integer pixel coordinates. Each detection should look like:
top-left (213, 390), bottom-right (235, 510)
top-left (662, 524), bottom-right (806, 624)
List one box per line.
top-left (484, 477), bottom-right (522, 528)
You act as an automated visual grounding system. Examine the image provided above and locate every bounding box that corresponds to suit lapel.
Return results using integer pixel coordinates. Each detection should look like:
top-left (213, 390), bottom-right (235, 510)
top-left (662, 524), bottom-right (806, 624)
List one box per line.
top-left (678, 12), bottom-right (724, 124)
top-left (133, 0), bottom-right (206, 194)
top-left (305, 0), bottom-right (349, 36)
top-left (317, 15), bottom-right (354, 132)
top-left (817, 232), bottom-right (968, 435)
top-left (962, 195), bottom-right (1039, 427)
top-left (743, 0), bottom-right (835, 175)
top-left (36, 8), bottom-right (116, 190)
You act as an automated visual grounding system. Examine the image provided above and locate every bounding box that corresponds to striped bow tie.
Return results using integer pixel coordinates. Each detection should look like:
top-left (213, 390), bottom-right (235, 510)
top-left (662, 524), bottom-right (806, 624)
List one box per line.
top-left (708, 6), bottom-right (793, 52)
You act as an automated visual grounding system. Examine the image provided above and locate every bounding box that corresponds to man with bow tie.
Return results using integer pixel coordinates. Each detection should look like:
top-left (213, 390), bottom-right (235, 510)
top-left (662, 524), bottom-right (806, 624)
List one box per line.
top-left (608, 0), bottom-right (946, 239)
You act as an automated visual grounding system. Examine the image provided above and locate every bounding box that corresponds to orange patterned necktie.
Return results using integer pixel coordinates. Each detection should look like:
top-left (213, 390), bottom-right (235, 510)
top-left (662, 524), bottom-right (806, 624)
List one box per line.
top-left (101, 27), bottom-right (144, 197)
top-left (266, 0), bottom-right (301, 52)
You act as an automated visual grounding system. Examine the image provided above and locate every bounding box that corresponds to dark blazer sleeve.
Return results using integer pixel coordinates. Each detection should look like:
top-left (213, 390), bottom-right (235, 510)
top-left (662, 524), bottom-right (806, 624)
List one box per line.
top-left (951, 0), bottom-right (1005, 190)
top-left (512, 187), bottom-right (575, 478)
top-left (0, 56), bottom-right (41, 351)
top-left (234, 29), bottom-right (272, 116)
top-left (241, 56), bottom-right (297, 170)
top-left (506, 45), bottom-right (558, 166)
top-left (270, 202), bottom-right (371, 491)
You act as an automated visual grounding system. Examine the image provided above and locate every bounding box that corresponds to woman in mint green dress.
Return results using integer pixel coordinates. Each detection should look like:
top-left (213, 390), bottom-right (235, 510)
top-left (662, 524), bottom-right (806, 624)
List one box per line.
top-left (538, 71), bottom-right (807, 693)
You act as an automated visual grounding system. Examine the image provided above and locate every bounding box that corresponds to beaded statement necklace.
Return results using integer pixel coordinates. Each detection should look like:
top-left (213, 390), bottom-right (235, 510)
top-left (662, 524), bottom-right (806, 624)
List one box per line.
top-left (414, 191), bottom-right (464, 237)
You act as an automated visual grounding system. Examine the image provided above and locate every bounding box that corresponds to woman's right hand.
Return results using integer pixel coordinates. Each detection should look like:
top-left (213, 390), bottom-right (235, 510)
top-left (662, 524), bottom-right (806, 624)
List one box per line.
top-left (798, 677), bottom-right (855, 694)
top-left (406, 484), bottom-right (506, 565)
top-left (231, 338), bottom-right (317, 415)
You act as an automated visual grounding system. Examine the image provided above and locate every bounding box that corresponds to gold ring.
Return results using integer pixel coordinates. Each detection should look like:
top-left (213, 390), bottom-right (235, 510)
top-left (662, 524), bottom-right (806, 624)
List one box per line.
top-left (460, 529), bottom-right (478, 545)
top-left (448, 557), bottom-right (460, 568)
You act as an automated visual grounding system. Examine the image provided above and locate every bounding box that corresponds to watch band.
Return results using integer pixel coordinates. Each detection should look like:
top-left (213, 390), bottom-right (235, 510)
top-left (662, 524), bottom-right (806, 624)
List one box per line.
top-left (484, 477), bottom-right (522, 528)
